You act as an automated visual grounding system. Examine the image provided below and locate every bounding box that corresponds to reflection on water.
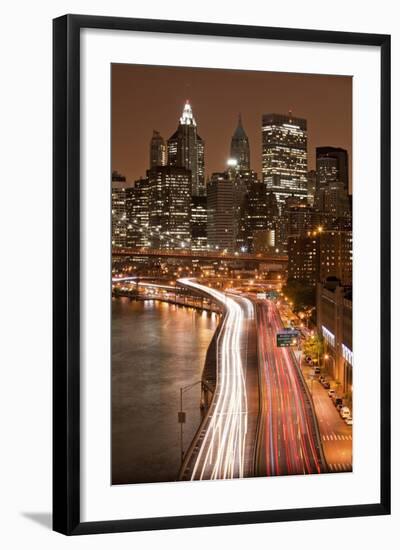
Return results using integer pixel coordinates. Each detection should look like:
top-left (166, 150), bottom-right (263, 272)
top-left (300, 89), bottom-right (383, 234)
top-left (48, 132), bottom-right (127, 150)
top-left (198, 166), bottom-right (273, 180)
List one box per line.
top-left (112, 298), bottom-right (218, 484)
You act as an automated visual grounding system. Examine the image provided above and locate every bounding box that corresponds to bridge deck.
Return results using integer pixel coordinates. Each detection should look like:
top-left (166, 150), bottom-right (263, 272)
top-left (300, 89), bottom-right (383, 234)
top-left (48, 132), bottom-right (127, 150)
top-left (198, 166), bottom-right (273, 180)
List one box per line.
top-left (112, 247), bottom-right (288, 264)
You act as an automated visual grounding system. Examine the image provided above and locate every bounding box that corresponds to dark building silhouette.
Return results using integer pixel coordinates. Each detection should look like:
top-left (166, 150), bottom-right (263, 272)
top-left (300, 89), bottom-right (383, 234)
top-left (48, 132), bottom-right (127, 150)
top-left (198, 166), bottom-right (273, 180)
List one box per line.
top-left (167, 101), bottom-right (205, 196)
top-left (237, 182), bottom-right (279, 252)
top-left (314, 180), bottom-right (351, 218)
top-left (149, 130), bottom-right (166, 168)
top-left (230, 114), bottom-right (250, 171)
top-left (316, 146), bottom-right (349, 194)
top-left (190, 196), bottom-right (208, 251)
top-left (207, 170), bottom-right (246, 251)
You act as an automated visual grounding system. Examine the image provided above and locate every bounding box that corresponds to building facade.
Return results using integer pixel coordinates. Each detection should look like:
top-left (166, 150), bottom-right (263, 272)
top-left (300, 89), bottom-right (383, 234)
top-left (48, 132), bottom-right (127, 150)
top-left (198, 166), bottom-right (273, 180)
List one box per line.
top-left (237, 182), bottom-right (279, 252)
top-left (262, 113), bottom-right (308, 211)
top-left (147, 166), bottom-right (192, 248)
top-left (316, 146), bottom-right (349, 194)
top-left (314, 180), bottom-right (351, 218)
top-left (317, 280), bottom-right (352, 394)
top-left (287, 233), bottom-right (320, 284)
top-left (207, 172), bottom-right (238, 251)
top-left (126, 177), bottom-right (150, 248)
top-left (287, 229), bottom-right (352, 286)
top-left (149, 130), bottom-right (167, 168)
top-left (111, 171), bottom-right (128, 248)
top-left (319, 230), bottom-right (352, 286)
top-left (190, 196), bottom-right (208, 251)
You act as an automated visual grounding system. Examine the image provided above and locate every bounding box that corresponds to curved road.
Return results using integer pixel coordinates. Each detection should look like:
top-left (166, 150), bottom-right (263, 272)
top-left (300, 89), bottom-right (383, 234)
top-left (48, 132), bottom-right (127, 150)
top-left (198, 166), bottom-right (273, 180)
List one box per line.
top-left (178, 280), bottom-right (326, 480)
top-left (178, 279), bottom-right (258, 480)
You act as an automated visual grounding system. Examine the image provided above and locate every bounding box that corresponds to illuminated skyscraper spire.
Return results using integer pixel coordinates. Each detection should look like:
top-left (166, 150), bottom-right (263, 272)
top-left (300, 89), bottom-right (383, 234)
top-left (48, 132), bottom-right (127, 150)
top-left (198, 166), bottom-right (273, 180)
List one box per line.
top-left (168, 100), bottom-right (204, 196)
top-left (179, 99), bottom-right (197, 126)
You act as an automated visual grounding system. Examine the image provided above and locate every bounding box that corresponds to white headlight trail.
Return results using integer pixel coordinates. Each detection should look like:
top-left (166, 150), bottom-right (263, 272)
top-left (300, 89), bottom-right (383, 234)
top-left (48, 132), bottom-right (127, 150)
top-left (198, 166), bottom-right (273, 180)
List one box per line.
top-left (178, 278), bottom-right (253, 480)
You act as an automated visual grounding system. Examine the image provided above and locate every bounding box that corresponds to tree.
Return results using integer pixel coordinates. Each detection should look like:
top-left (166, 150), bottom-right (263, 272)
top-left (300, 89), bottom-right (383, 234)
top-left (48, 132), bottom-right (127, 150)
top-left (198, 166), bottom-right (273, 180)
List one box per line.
top-left (282, 278), bottom-right (316, 312)
top-left (302, 334), bottom-right (324, 365)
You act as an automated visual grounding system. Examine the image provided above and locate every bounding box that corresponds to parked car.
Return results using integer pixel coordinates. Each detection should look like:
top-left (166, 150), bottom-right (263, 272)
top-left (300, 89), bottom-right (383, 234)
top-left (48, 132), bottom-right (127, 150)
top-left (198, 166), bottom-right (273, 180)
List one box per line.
top-left (328, 389), bottom-right (336, 398)
top-left (336, 404), bottom-right (344, 413)
top-left (319, 375), bottom-right (325, 383)
top-left (322, 381), bottom-right (330, 389)
top-left (305, 355), bottom-right (313, 364)
top-left (334, 397), bottom-right (343, 406)
top-left (345, 417), bottom-right (353, 426)
top-left (340, 406), bottom-right (351, 419)
top-left (314, 367), bottom-right (321, 374)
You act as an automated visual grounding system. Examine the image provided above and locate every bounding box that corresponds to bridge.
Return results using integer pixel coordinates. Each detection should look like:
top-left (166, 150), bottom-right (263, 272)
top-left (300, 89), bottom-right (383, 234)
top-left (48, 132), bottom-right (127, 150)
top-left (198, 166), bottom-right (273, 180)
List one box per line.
top-left (112, 247), bottom-right (288, 265)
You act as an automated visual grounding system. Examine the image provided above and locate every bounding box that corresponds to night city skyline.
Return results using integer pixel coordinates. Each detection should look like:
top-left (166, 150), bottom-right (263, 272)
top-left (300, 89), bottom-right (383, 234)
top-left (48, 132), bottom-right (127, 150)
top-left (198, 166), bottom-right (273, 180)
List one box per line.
top-left (111, 63), bottom-right (353, 486)
top-left (112, 64), bottom-right (352, 191)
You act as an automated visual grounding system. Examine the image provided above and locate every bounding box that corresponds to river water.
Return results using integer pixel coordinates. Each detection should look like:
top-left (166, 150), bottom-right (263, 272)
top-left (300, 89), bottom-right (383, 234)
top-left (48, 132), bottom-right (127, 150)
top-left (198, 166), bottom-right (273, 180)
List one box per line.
top-left (112, 297), bottom-right (218, 485)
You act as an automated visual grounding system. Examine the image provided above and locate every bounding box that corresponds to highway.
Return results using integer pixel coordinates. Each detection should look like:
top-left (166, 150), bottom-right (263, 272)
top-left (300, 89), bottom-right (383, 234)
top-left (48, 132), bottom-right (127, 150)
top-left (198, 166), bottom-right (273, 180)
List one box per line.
top-left (256, 300), bottom-right (326, 476)
top-left (178, 279), bottom-right (258, 480)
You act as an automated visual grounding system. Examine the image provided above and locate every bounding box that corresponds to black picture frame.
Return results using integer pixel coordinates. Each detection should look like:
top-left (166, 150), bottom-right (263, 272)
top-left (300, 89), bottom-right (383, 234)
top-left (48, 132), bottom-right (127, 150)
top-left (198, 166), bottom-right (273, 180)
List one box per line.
top-left (53, 14), bottom-right (391, 535)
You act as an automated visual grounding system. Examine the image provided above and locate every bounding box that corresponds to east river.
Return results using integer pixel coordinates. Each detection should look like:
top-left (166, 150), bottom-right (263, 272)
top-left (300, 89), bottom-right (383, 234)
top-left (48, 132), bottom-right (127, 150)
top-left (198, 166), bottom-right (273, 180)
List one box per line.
top-left (112, 297), bottom-right (218, 485)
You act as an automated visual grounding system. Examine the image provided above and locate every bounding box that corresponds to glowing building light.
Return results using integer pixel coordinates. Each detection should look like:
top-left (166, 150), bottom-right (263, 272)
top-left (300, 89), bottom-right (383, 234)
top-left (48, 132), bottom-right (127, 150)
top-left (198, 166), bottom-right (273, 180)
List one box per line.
top-left (179, 100), bottom-right (196, 126)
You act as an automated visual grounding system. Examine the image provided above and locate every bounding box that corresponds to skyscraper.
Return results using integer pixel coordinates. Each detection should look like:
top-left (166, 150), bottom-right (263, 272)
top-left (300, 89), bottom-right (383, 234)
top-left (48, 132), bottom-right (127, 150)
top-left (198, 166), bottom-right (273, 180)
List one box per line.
top-left (207, 173), bottom-right (235, 251)
top-left (147, 165), bottom-right (191, 248)
top-left (207, 167), bottom-right (247, 252)
top-left (237, 181), bottom-right (279, 252)
top-left (126, 177), bottom-right (150, 248)
top-left (316, 146), bottom-right (349, 194)
top-left (262, 113), bottom-right (308, 211)
top-left (149, 130), bottom-right (166, 168)
top-left (167, 101), bottom-right (205, 196)
top-left (190, 196), bottom-right (208, 251)
top-left (111, 171), bottom-right (128, 248)
top-left (230, 114), bottom-right (250, 171)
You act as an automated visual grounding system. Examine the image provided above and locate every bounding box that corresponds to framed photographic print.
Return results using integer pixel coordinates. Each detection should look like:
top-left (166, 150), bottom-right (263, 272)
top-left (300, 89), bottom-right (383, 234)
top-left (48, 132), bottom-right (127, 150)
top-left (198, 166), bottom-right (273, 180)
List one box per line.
top-left (53, 14), bottom-right (391, 535)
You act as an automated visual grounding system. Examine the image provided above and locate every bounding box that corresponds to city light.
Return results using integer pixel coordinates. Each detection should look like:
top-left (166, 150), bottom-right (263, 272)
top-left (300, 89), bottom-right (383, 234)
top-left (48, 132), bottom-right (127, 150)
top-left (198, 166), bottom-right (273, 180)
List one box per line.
top-left (111, 90), bottom-right (353, 484)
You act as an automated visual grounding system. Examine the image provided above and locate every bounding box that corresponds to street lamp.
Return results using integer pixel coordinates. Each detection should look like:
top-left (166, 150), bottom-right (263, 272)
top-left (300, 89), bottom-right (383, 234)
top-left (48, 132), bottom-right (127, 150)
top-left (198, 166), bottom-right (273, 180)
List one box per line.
top-left (178, 380), bottom-right (203, 463)
top-left (324, 353), bottom-right (329, 373)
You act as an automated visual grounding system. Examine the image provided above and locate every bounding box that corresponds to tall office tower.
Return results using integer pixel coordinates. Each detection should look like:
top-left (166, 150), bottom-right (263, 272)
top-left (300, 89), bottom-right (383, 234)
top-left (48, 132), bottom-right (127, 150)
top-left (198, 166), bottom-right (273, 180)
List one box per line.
top-left (230, 114), bottom-right (250, 170)
top-left (149, 130), bottom-right (167, 168)
top-left (147, 166), bottom-right (191, 248)
top-left (190, 196), bottom-right (208, 251)
top-left (237, 181), bottom-right (279, 252)
top-left (206, 167), bottom-right (246, 251)
top-left (207, 172), bottom-right (235, 251)
top-left (262, 113), bottom-right (308, 212)
top-left (126, 177), bottom-right (150, 248)
top-left (167, 100), bottom-right (205, 196)
top-left (316, 146), bottom-right (349, 194)
top-left (111, 171), bottom-right (128, 248)
top-left (307, 170), bottom-right (317, 206)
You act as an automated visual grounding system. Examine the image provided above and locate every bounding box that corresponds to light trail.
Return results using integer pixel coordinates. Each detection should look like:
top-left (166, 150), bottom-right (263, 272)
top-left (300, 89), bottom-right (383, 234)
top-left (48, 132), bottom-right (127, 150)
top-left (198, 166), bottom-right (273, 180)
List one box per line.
top-left (178, 278), bottom-right (253, 480)
top-left (257, 300), bottom-right (325, 476)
